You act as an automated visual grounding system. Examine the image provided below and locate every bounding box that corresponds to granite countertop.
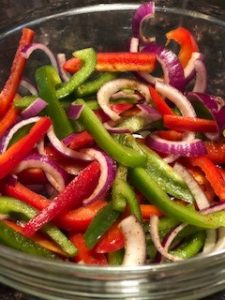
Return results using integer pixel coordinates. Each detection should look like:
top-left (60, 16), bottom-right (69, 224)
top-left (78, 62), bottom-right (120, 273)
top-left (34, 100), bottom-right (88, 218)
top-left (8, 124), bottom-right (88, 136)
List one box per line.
top-left (0, 284), bottom-right (225, 300)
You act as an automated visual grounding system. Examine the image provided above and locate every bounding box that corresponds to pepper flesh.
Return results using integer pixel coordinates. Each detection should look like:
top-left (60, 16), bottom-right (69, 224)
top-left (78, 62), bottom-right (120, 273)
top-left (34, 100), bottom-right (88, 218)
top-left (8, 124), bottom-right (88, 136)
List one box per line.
top-left (56, 48), bottom-right (97, 99)
top-left (35, 66), bottom-right (73, 139)
top-left (166, 27), bottom-right (199, 67)
top-left (149, 86), bottom-right (174, 116)
top-left (0, 196), bottom-right (76, 256)
top-left (129, 167), bottom-right (225, 229)
top-left (0, 117), bottom-right (52, 180)
top-left (76, 99), bottom-right (146, 167)
top-left (63, 52), bottom-right (156, 73)
top-left (0, 28), bottom-right (34, 116)
top-left (22, 161), bottom-right (101, 236)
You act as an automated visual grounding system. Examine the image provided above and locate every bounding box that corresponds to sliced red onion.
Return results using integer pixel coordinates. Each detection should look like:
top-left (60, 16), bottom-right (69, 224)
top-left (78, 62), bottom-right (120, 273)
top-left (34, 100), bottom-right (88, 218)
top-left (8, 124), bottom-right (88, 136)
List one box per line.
top-left (202, 229), bottom-right (217, 255)
top-left (103, 122), bottom-right (130, 134)
top-left (173, 163), bottom-right (210, 210)
top-left (20, 78), bottom-right (38, 96)
top-left (187, 92), bottom-right (225, 135)
top-left (22, 43), bottom-right (58, 71)
top-left (139, 44), bottom-right (185, 91)
top-left (150, 216), bottom-right (182, 262)
top-left (132, 1), bottom-right (155, 42)
top-left (57, 53), bottom-right (70, 82)
top-left (21, 98), bottom-right (47, 119)
top-left (97, 79), bottom-right (150, 121)
top-left (129, 37), bottom-right (140, 53)
top-left (193, 59), bottom-right (207, 93)
top-left (146, 134), bottom-right (207, 157)
top-left (47, 126), bottom-right (92, 161)
top-left (184, 52), bottom-right (202, 82)
top-left (164, 224), bottom-right (187, 253)
top-left (119, 215), bottom-right (146, 266)
top-left (201, 202), bottom-right (225, 215)
top-left (1, 117), bottom-right (41, 153)
top-left (67, 104), bottom-right (84, 120)
top-left (82, 148), bottom-right (116, 205)
top-left (15, 154), bottom-right (69, 192)
top-left (137, 103), bottom-right (161, 122)
top-left (62, 133), bottom-right (77, 146)
top-left (37, 139), bottom-right (45, 156)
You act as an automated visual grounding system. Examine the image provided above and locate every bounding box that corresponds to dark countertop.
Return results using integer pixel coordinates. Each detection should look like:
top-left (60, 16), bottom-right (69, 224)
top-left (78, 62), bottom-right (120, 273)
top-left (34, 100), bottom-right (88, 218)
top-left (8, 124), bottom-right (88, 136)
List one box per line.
top-left (0, 284), bottom-right (225, 300)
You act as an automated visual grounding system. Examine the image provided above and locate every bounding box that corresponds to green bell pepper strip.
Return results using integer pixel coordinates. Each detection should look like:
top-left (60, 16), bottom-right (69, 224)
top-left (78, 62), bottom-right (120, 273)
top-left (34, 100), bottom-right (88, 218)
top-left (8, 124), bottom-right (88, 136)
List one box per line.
top-left (35, 66), bottom-right (73, 139)
top-left (76, 99), bottom-right (146, 167)
top-left (0, 221), bottom-right (57, 259)
top-left (56, 48), bottom-right (97, 99)
top-left (84, 203), bottom-right (120, 249)
top-left (108, 249), bottom-right (124, 265)
top-left (170, 231), bottom-right (206, 259)
top-left (14, 96), bottom-right (37, 109)
top-left (76, 72), bottom-right (117, 97)
top-left (117, 134), bottom-right (194, 203)
top-left (113, 179), bottom-right (142, 222)
top-left (117, 116), bottom-right (150, 133)
top-left (0, 197), bottom-right (76, 256)
top-left (111, 165), bottom-right (127, 212)
top-left (8, 124), bottom-right (32, 148)
top-left (129, 168), bottom-right (225, 229)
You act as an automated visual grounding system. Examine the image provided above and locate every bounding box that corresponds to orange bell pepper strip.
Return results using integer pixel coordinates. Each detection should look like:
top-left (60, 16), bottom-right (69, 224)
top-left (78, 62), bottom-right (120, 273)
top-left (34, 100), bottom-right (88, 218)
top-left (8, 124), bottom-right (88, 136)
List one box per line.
top-left (140, 204), bottom-right (164, 219)
top-left (70, 233), bottom-right (108, 265)
top-left (205, 142), bottom-right (225, 164)
top-left (0, 117), bottom-right (52, 180)
top-left (149, 86), bottom-right (174, 116)
top-left (166, 27), bottom-right (199, 67)
top-left (0, 28), bottom-right (34, 117)
top-left (63, 52), bottom-right (156, 73)
top-left (0, 104), bottom-right (19, 138)
top-left (190, 156), bottom-right (225, 201)
top-left (3, 220), bottom-right (67, 257)
top-left (163, 115), bottom-right (218, 133)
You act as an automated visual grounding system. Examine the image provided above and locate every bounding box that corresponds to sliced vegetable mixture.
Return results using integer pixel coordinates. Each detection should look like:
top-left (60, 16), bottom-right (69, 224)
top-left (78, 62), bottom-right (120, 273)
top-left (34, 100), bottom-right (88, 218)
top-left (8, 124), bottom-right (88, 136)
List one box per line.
top-left (0, 1), bottom-right (225, 265)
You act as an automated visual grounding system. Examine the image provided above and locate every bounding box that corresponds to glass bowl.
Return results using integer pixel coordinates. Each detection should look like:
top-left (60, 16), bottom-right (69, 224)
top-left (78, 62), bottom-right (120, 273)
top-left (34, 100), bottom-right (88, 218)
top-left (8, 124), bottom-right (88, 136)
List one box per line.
top-left (0, 1), bottom-right (225, 299)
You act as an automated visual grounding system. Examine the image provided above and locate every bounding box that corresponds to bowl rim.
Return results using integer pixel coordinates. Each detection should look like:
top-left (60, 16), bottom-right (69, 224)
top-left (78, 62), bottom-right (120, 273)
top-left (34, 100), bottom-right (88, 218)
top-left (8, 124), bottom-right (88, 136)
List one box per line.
top-left (0, 2), bottom-right (225, 274)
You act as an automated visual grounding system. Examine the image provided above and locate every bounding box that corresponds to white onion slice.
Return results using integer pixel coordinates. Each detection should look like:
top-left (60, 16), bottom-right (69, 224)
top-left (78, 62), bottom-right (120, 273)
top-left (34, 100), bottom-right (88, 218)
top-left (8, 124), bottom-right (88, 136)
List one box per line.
top-left (129, 37), bottom-right (139, 53)
top-left (82, 148), bottom-right (116, 205)
top-left (1, 116), bottom-right (41, 153)
top-left (150, 216), bottom-right (182, 262)
top-left (20, 78), bottom-right (38, 95)
top-left (57, 53), bottom-right (70, 82)
top-left (119, 215), bottom-right (146, 266)
top-left (184, 52), bottom-right (202, 81)
top-left (173, 163), bottom-right (210, 210)
top-left (97, 79), bottom-right (150, 121)
top-left (22, 43), bottom-right (58, 70)
top-left (15, 154), bottom-right (68, 192)
top-left (47, 126), bottom-right (92, 161)
top-left (202, 229), bottom-right (217, 255)
top-left (212, 228), bottom-right (225, 253)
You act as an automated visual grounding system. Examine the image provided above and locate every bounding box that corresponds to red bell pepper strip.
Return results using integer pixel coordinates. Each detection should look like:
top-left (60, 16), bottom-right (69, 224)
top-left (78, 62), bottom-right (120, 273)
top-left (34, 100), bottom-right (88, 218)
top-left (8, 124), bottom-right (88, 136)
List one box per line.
top-left (95, 223), bottom-right (124, 254)
top-left (70, 233), bottom-right (108, 265)
top-left (0, 28), bottom-right (34, 116)
top-left (69, 131), bottom-right (94, 150)
top-left (140, 204), bottom-right (164, 219)
top-left (0, 105), bottom-right (19, 138)
top-left (22, 161), bottom-right (101, 236)
top-left (111, 103), bottom-right (133, 114)
top-left (205, 142), bottom-right (225, 164)
top-left (2, 181), bottom-right (105, 232)
top-left (4, 220), bottom-right (67, 257)
top-left (190, 156), bottom-right (225, 200)
top-left (149, 86), bottom-right (174, 116)
top-left (166, 27), bottom-right (199, 67)
top-left (164, 115), bottom-right (218, 133)
top-left (157, 130), bottom-right (183, 141)
top-left (0, 117), bottom-right (51, 180)
top-left (63, 52), bottom-right (156, 73)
